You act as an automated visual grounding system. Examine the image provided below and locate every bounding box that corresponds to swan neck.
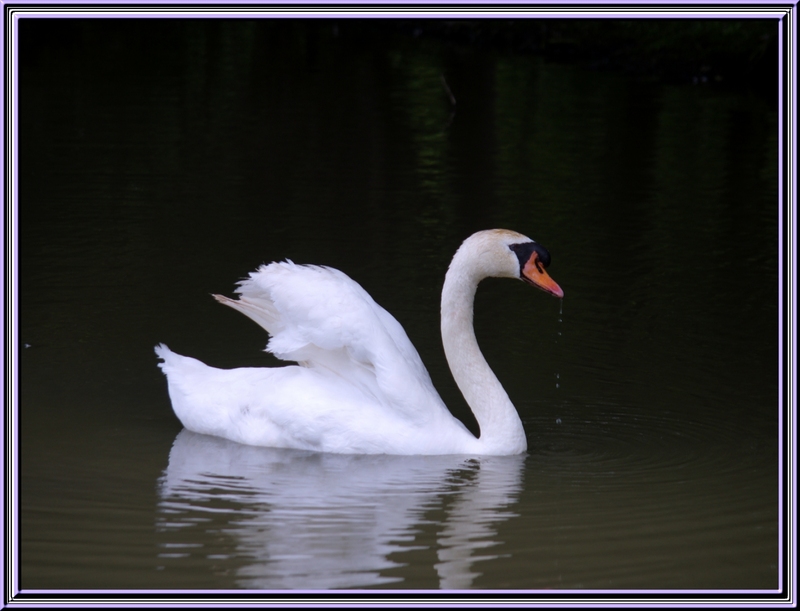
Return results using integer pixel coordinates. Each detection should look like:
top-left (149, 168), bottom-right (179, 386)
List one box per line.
top-left (440, 256), bottom-right (527, 455)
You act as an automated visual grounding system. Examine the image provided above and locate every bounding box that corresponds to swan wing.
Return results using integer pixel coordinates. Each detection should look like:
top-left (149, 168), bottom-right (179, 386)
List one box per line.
top-left (215, 261), bottom-right (444, 423)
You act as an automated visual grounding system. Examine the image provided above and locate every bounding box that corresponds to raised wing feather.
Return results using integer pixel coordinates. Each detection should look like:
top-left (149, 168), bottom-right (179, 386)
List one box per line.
top-left (214, 261), bottom-right (444, 423)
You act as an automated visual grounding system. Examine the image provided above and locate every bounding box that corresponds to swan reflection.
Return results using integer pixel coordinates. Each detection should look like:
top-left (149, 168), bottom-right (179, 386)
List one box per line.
top-left (157, 430), bottom-right (525, 589)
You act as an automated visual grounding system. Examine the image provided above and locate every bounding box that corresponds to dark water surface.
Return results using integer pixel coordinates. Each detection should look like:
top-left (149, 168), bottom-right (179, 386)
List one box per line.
top-left (18, 20), bottom-right (778, 590)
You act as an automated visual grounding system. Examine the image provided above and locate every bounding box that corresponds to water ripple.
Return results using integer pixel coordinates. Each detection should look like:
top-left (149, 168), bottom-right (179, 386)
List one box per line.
top-left (526, 400), bottom-right (767, 486)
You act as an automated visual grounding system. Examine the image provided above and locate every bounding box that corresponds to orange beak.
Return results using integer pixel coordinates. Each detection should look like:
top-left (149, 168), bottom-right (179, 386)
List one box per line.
top-left (521, 254), bottom-right (564, 298)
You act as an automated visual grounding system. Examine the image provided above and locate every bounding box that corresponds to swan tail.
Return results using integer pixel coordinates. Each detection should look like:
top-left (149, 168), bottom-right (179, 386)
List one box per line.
top-left (155, 343), bottom-right (253, 439)
top-left (154, 342), bottom-right (175, 371)
top-left (155, 343), bottom-right (207, 375)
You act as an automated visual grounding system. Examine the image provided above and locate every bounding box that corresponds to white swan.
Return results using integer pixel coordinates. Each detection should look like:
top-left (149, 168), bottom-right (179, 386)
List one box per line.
top-left (155, 229), bottom-right (563, 456)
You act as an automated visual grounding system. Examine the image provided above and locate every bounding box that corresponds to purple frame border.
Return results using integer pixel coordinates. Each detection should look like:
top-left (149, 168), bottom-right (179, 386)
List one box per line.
top-left (2, 1), bottom-right (795, 608)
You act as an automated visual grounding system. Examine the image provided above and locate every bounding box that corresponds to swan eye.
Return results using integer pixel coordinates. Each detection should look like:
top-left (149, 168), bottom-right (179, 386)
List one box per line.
top-left (509, 241), bottom-right (551, 272)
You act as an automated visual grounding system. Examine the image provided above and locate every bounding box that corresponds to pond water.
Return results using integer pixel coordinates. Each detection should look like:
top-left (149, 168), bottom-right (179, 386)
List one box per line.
top-left (17, 19), bottom-right (779, 592)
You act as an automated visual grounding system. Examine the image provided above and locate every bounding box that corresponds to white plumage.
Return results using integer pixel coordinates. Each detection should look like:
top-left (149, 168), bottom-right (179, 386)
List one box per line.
top-left (156, 229), bottom-right (563, 455)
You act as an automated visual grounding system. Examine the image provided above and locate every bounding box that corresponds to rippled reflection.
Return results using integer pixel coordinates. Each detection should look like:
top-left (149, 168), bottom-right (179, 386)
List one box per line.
top-left (157, 430), bottom-right (524, 589)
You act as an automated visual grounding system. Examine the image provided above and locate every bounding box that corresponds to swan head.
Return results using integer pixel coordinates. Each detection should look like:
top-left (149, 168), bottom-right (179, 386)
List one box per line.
top-left (454, 229), bottom-right (564, 299)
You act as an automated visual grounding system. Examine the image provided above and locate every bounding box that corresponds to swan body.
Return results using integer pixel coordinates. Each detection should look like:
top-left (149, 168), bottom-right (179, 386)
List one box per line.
top-left (156, 229), bottom-right (563, 455)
